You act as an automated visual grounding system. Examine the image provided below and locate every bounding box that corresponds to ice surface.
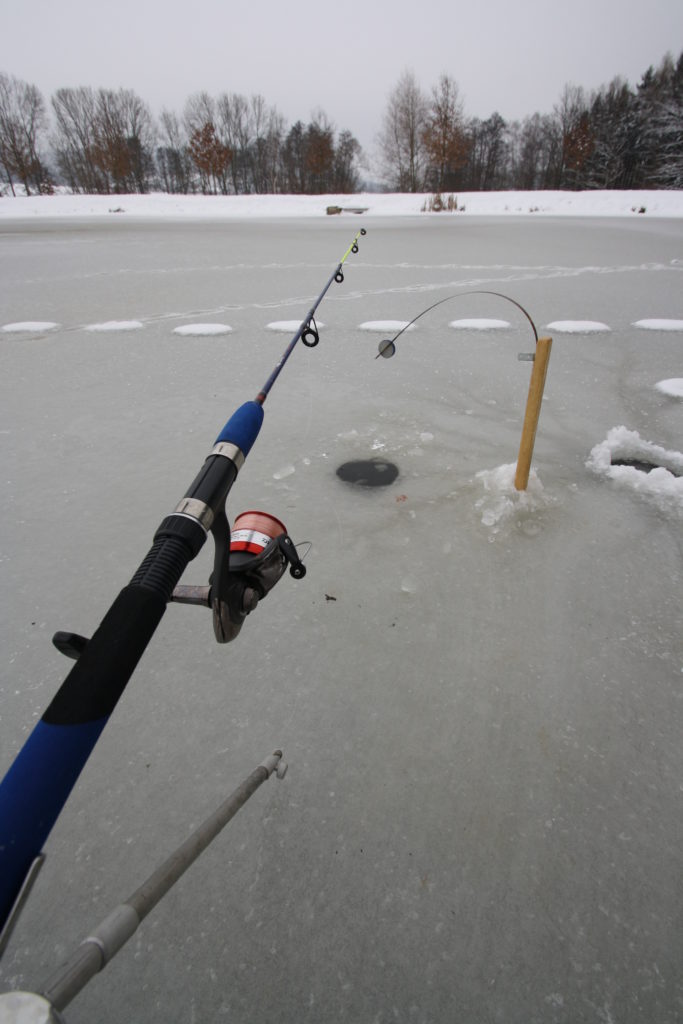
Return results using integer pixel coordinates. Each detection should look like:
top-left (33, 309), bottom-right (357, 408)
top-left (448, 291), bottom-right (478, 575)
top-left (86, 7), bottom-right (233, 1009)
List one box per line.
top-left (1, 212), bottom-right (682, 1024)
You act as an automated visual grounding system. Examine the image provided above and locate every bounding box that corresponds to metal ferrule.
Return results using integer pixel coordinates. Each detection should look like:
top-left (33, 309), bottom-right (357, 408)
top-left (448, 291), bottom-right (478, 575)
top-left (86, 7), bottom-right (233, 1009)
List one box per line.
top-left (172, 498), bottom-right (214, 531)
top-left (211, 442), bottom-right (245, 470)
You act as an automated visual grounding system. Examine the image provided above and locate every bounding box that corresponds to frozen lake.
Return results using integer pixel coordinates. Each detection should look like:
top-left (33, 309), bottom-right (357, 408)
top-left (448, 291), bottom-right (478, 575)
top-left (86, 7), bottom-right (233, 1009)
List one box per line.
top-left (1, 213), bottom-right (682, 1022)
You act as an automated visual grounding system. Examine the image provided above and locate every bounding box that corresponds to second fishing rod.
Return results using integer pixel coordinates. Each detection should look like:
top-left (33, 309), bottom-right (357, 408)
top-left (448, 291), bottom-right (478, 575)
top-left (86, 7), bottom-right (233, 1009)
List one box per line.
top-left (0, 227), bottom-right (368, 955)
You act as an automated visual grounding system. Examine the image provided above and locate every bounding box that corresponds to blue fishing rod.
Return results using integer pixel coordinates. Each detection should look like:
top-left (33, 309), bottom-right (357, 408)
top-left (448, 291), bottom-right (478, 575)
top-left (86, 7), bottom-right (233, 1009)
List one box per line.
top-left (0, 227), bottom-right (367, 955)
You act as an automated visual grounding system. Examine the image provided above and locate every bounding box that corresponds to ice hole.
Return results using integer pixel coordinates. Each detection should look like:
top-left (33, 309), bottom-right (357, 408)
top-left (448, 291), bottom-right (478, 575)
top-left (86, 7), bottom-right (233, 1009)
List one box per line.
top-left (336, 459), bottom-right (399, 487)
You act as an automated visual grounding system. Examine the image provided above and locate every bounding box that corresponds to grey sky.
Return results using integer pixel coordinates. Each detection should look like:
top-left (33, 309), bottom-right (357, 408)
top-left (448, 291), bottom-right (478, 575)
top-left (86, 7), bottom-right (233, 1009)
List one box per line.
top-left (2, 0), bottom-right (681, 156)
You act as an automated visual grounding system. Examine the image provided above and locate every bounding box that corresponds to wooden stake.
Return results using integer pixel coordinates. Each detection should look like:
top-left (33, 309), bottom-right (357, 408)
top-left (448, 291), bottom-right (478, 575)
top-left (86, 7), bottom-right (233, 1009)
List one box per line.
top-left (515, 336), bottom-right (552, 491)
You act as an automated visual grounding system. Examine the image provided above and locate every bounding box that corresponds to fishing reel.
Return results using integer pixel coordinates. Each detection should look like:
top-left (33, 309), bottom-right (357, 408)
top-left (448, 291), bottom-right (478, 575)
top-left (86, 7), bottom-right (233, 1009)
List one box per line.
top-left (171, 510), bottom-right (306, 643)
top-left (51, 509), bottom-right (306, 659)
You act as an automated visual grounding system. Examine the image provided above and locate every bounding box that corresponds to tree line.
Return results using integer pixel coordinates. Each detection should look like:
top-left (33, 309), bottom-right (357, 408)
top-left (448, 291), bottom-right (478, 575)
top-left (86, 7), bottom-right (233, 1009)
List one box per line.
top-left (0, 50), bottom-right (681, 197)
top-left (380, 52), bottom-right (682, 192)
top-left (0, 81), bottom-right (361, 196)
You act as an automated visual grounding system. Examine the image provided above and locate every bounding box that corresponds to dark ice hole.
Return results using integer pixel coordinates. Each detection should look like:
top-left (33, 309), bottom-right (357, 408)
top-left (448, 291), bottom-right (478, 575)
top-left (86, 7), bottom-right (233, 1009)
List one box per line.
top-left (336, 459), bottom-right (399, 487)
top-left (611, 457), bottom-right (681, 477)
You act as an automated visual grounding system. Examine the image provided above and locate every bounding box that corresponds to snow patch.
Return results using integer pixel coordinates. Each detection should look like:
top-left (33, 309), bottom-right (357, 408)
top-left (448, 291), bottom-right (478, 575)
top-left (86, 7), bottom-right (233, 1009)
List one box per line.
top-left (83, 320), bottom-right (144, 332)
top-left (173, 323), bottom-right (233, 336)
top-left (359, 321), bottom-right (415, 333)
top-left (400, 575), bottom-right (419, 595)
top-left (267, 320), bottom-right (324, 332)
top-left (449, 318), bottom-right (510, 330)
top-left (474, 463), bottom-right (553, 534)
top-left (655, 378), bottom-right (683, 398)
top-left (1, 190), bottom-right (682, 220)
top-left (273, 463), bottom-right (296, 480)
top-left (587, 427), bottom-right (683, 516)
top-left (633, 319), bottom-right (683, 331)
top-left (2, 321), bottom-right (60, 333)
top-left (546, 320), bottom-right (610, 333)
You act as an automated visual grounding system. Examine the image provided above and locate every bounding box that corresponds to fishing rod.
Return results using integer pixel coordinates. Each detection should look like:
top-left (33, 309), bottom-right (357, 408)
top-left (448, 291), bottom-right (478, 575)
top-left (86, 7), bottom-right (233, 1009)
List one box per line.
top-left (0, 228), bottom-right (368, 961)
top-left (256, 228), bottom-right (366, 403)
top-left (375, 290), bottom-right (539, 359)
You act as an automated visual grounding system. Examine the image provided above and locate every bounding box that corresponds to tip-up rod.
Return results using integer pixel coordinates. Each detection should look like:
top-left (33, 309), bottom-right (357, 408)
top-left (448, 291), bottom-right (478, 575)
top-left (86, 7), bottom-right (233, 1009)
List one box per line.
top-left (375, 289), bottom-right (539, 359)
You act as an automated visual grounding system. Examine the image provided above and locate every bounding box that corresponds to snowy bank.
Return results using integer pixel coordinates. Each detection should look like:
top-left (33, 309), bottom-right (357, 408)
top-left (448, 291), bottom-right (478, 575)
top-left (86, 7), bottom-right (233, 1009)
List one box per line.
top-left (1, 189), bottom-right (682, 220)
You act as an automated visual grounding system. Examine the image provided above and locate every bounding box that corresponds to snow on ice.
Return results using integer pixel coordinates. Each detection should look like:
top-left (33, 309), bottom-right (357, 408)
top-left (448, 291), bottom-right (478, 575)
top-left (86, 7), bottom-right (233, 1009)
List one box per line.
top-left (1, 321), bottom-right (60, 333)
top-left (633, 319), bottom-right (683, 331)
top-left (587, 426), bottom-right (683, 516)
top-left (267, 321), bottom-right (325, 332)
top-left (655, 378), bottom-right (683, 398)
top-left (449, 318), bottom-right (511, 330)
top-left (172, 323), bottom-right (233, 336)
top-left (546, 320), bottom-right (611, 333)
top-left (359, 321), bottom-right (415, 332)
top-left (474, 463), bottom-right (554, 534)
top-left (83, 320), bottom-right (144, 332)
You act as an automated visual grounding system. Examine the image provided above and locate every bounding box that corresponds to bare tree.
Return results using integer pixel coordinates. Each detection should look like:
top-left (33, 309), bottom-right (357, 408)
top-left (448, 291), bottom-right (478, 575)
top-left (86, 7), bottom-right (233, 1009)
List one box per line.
top-left (250, 95), bottom-right (284, 193)
top-left (422, 73), bottom-right (469, 191)
top-left (52, 86), bottom-right (155, 194)
top-left (508, 113), bottom-right (560, 189)
top-left (554, 84), bottom-right (592, 188)
top-left (92, 89), bottom-right (156, 193)
top-left (0, 73), bottom-right (50, 194)
top-left (463, 113), bottom-right (509, 190)
top-left (217, 92), bottom-right (252, 192)
top-left (188, 121), bottom-right (232, 194)
top-left (378, 70), bottom-right (429, 191)
top-left (184, 93), bottom-right (234, 193)
top-left (52, 87), bottom-right (105, 192)
top-left (156, 109), bottom-right (193, 193)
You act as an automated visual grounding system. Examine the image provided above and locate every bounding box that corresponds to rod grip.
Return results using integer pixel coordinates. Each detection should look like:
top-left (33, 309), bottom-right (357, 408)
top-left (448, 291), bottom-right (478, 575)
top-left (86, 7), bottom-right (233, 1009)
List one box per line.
top-left (214, 401), bottom-right (264, 455)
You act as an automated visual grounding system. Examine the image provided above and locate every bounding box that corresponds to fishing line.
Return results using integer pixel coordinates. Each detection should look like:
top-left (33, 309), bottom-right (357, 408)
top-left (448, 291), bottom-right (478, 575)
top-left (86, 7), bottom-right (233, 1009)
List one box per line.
top-left (256, 228), bottom-right (367, 404)
top-left (375, 290), bottom-right (539, 359)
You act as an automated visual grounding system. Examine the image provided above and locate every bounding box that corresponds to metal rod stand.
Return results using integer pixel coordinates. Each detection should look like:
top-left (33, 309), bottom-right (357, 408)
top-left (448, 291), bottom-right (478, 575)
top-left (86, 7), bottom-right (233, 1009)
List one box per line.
top-left (7, 750), bottom-right (288, 1017)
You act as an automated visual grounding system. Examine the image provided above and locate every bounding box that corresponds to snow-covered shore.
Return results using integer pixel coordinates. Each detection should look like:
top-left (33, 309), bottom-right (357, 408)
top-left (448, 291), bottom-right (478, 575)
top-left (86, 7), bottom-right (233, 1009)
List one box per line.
top-left (1, 189), bottom-right (682, 220)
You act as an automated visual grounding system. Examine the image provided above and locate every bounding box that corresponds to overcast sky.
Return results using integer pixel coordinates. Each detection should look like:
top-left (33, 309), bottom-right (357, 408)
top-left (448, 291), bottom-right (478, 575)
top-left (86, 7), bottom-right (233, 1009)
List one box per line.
top-left (2, 0), bottom-right (681, 158)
